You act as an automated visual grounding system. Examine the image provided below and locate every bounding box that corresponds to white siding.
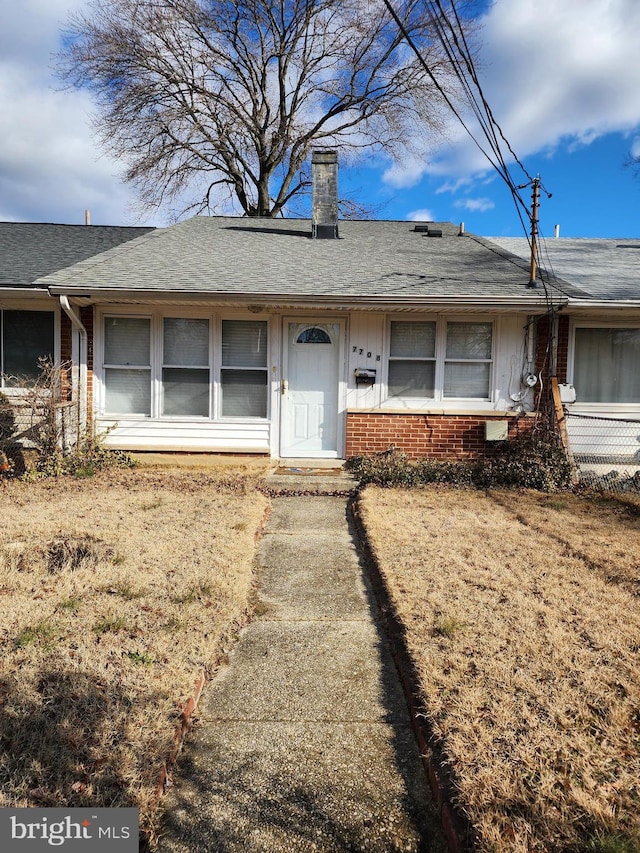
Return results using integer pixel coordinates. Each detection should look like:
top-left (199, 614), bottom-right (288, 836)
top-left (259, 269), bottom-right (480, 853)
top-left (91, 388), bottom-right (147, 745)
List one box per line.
top-left (566, 413), bottom-right (640, 461)
top-left (345, 312), bottom-right (531, 413)
top-left (97, 417), bottom-right (270, 453)
top-left (346, 313), bottom-right (385, 409)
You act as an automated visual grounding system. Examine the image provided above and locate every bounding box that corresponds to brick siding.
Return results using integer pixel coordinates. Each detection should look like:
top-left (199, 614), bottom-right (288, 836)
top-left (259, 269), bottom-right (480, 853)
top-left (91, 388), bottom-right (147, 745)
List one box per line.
top-left (345, 412), bottom-right (534, 460)
top-left (534, 313), bottom-right (569, 383)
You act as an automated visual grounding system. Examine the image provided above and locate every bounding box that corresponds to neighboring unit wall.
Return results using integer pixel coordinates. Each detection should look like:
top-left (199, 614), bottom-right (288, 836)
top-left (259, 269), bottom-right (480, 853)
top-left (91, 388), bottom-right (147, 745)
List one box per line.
top-left (533, 313), bottom-right (569, 384)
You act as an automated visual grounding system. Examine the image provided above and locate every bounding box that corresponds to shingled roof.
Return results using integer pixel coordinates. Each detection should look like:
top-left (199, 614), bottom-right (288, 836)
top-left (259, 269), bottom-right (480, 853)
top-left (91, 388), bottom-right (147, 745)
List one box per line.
top-left (0, 222), bottom-right (154, 287)
top-left (38, 216), bottom-right (588, 308)
top-left (489, 236), bottom-right (640, 302)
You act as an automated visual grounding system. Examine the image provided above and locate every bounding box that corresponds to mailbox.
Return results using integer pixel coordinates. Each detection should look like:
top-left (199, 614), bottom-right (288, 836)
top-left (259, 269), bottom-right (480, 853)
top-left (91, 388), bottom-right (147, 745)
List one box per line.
top-left (354, 368), bottom-right (376, 386)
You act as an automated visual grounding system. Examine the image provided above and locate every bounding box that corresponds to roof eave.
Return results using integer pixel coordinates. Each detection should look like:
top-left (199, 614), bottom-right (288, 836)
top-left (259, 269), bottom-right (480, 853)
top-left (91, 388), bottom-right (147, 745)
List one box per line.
top-left (0, 286), bottom-right (52, 297)
top-left (47, 287), bottom-right (565, 311)
top-left (568, 298), bottom-right (640, 309)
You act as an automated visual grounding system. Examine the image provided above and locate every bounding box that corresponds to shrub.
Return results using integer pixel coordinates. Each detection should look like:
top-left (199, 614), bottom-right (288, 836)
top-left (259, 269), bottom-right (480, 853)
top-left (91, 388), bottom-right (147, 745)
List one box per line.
top-left (5, 360), bottom-right (135, 479)
top-left (0, 390), bottom-right (16, 443)
top-left (0, 391), bottom-right (18, 476)
top-left (28, 427), bottom-right (136, 480)
top-left (470, 434), bottom-right (574, 491)
top-left (345, 435), bottom-right (574, 492)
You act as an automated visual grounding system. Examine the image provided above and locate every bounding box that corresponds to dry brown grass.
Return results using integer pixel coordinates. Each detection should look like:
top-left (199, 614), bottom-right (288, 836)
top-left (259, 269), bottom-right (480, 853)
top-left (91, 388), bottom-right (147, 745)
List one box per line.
top-left (358, 486), bottom-right (640, 853)
top-left (0, 466), bottom-right (268, 843)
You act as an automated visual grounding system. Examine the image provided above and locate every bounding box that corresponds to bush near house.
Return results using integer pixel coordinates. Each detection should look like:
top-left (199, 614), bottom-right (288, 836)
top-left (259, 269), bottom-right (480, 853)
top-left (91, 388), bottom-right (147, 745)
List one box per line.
top-left (0, 391), bottom-right (16, 474)
top-left (346, 434), bottom-right (574, 492)
top-left (1, 361), bottom-right (135, 479)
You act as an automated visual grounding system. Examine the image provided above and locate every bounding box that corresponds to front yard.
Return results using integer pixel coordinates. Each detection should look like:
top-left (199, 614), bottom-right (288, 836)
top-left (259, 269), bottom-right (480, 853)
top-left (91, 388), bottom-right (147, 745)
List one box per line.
top-left (0, 466), bottom-right (268, 844)
top-left (358, 486), bottom-right (640, 853)
top-left (2, 466), bottom-right (639, 853)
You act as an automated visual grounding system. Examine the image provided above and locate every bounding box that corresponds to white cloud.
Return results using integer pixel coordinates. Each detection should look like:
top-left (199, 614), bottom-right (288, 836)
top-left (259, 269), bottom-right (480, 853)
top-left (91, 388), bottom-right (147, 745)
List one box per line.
top-left (454, 197), bottom-right (495, 213)
top-left (382, 155), bottom-right (431, 189)
top-left (406, 208), bottom-right (436, 222)
top-left (424, 0), bottom-right (640, 180)
top-left (3, 0), bottom-right (640, 225)
top-left (0, 0), bottom-right (155, 225)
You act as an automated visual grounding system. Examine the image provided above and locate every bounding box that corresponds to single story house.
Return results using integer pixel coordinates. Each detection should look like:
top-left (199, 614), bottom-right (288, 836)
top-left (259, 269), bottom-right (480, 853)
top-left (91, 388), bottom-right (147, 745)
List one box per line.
top-left (2, 156), bottom-right (637, 464)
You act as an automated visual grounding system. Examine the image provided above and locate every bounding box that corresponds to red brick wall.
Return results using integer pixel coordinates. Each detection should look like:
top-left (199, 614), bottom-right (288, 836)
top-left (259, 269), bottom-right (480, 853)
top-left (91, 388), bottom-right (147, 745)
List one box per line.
top-left (59, 313), bottom-right (73, 401)
top-left (534, 313), bottom-right (569, 383)
top-left (60, 312), bottom-right (72, 363)
top-left (58, 306), bottom-right (95, 415)
top-left (345, 412), bottom-right (534, 460)
top-left (556, 315), bottom-right (569, 382)
top-left (81, 306), bottom-right (95, 421)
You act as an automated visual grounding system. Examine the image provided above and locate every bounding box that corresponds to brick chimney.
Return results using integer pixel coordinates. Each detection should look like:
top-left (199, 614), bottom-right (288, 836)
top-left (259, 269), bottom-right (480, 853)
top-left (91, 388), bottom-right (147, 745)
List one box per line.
top-left (312, 148), bottom-right (339, 239)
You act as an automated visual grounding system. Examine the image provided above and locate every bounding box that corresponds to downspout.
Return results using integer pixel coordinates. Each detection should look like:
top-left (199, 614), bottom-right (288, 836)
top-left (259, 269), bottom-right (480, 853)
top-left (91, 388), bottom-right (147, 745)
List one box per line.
top-left (59, 296), bottom-right (88, 433)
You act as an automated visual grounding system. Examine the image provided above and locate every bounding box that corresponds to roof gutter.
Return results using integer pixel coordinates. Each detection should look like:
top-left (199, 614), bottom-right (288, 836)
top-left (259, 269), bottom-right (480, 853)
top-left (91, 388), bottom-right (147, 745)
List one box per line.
top-left (59, 295), bottom-right (87, 431)
top-left (567, 299), bottom-right (640, 309)
top-left (0, 287), bottom-right (52, 298)
top-left (48, 288), bottom-right (567, 311)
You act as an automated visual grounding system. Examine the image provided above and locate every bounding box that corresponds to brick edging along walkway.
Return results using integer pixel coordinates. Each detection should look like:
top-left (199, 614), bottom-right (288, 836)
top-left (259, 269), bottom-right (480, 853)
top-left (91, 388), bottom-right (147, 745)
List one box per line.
top-left (348, 494), bottom-right (475, 853)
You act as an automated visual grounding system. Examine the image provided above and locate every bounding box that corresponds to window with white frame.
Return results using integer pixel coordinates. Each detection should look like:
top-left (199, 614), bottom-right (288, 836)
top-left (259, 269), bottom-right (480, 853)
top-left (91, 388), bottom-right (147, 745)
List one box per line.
top-left (101, 314), bottom-right (268, 419)
top-left (388, 321), bottom-right (436, 397)
top-left (443, 321), bottom-right (493, 398)
top-left (221, 320), bottom-right (268, 418)
top-left (104, 316), bottom-right (151, 415)
top-left (388, 318), bottom-right (493, 401)
top-left (573, 326), bottom-right (640, 404)
top-left (0, 309), bottom-right (54, 386)
top-left (162, 318), bottom-right (210, 416)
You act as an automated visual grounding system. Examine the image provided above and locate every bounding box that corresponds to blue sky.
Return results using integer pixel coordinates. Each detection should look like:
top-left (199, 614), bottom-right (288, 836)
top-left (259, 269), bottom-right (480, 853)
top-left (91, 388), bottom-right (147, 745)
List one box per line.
top-left (347, 131), bottom-right (640, 239)
top-left (2, 0), bottom-right (640, 239)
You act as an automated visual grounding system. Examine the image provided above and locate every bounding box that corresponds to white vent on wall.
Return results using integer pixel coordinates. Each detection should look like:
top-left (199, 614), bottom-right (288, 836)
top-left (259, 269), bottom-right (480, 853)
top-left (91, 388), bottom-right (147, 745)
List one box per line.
top-left (485, 420), bottom-right (508, 441)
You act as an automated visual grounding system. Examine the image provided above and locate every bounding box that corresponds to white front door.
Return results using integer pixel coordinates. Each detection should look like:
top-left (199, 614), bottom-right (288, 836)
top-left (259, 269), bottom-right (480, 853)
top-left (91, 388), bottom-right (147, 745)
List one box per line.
top-left (281, 320), bottom-right (343, 457)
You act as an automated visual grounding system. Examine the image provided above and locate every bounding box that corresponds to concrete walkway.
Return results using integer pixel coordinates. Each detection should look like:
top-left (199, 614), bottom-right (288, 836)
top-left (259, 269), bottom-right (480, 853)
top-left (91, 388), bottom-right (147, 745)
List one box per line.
top-left (158, 476), bottom-right (445, 852)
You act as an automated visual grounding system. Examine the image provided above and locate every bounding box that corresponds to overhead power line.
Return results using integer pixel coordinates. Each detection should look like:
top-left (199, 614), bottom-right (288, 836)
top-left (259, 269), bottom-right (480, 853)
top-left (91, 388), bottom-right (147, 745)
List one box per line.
top-left (382, 0), bottom-right (541, 236)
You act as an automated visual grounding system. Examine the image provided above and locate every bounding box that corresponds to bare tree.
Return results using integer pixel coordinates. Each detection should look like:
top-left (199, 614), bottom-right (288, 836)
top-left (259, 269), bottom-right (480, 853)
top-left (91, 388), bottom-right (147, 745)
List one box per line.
top-left (59, 0), bottom-right (469, 218)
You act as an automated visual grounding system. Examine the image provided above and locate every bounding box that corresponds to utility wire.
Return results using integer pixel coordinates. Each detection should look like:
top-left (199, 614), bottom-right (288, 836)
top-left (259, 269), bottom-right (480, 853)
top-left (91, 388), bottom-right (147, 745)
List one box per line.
top-left (382, 0), bottom-right (534, 232)
top-left (384, 0), bottom-right (566, 315)
top-left (432, 0), bottom-right (534, 183)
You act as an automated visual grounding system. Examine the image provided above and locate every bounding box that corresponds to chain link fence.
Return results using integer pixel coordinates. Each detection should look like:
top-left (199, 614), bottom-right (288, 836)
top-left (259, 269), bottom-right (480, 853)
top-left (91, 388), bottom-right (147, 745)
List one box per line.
top-left (566, 412), bottom-right (640, 492)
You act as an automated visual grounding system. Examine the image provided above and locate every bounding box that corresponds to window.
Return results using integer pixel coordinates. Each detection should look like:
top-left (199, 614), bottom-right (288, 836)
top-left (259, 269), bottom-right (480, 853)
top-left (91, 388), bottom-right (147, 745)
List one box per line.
top-left (388, 321), bottom-right (436, 397)
top-left (444, 322), bottom-right (492, 399)
top-left (296, 327), bottom-right (332, 344)
top-left (101, 314), bottom-right (269, 419)
top-left (221, 320), bottom-right (268, 417)
top-left (104, 317), bottom-right (151, 415)
top-left (162, 318), bottom-right (210, 416)
top-left (573, 327), bottom-right (640, 403)
top-left (388, 319), bottom-right (492, 401)
top-left (1, 309), bottom-right (54, 385)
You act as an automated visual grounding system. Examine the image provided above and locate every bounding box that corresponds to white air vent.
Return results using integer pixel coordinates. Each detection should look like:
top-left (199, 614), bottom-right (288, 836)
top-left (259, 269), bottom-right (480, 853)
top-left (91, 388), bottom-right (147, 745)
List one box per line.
top-left (485, 420), bottom-right (508, 441)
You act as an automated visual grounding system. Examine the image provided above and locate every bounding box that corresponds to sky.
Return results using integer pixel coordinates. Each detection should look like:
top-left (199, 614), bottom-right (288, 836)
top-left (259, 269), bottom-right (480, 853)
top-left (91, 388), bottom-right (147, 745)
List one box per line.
top-left (2, 0), bottom-right (640, 239)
